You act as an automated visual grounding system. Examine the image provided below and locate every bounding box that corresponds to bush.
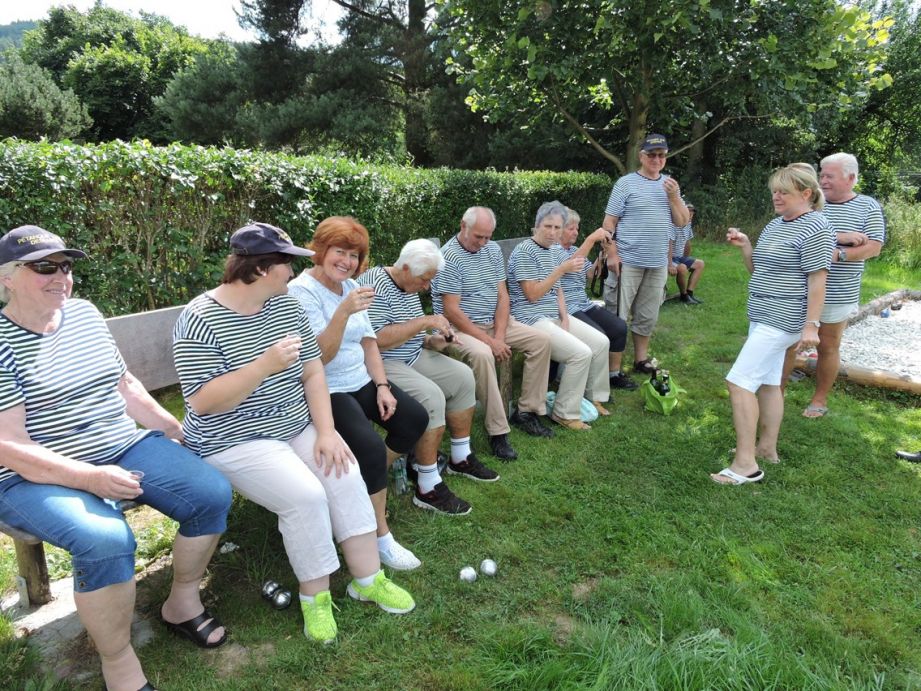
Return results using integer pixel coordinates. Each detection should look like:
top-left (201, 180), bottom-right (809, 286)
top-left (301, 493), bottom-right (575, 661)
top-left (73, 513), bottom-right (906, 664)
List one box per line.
top-left (880, 196), bottom-right (921, 270)
top-left (0, 139), bottom-right (612, 315)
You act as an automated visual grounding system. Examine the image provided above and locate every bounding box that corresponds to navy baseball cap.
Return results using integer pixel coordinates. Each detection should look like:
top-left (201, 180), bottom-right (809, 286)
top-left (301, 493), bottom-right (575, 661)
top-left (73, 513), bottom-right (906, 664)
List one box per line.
top-left (230, 223), bottom-right (314, 257)
top-left (640, 134), bottom-right (669, 151)
top-left (0, 225), bottom-right (88, 264)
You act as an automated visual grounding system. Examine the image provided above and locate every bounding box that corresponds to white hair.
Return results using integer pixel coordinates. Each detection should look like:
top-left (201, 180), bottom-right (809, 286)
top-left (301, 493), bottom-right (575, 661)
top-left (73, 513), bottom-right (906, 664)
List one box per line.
top-left (461, 206), bottom-right (496, 230)
top-left (534, 200), bottom-right (568, 229)
top-left (566, 208), bottom-right (581, 226)
top-left (821, 152), bottom-right (859, 183)
top-left (0, 261), bottom-right (19, 303)
top-left (396, 239), bottom-right (444, 277)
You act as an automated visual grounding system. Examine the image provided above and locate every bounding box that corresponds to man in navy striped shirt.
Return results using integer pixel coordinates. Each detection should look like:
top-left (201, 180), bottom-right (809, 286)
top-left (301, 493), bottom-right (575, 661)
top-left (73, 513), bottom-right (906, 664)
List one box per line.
top-left (431, 207), bottom-right (554, 457)
top-left (782, 153), bottom-right (885, 418)
top-left (602, 134), bottom-right (690, 375)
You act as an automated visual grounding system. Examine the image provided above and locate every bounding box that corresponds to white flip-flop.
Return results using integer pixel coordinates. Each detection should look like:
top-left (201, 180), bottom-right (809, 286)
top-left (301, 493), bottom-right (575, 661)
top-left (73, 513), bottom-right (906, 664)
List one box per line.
top-left (711, 467), bottom-right (765, 485)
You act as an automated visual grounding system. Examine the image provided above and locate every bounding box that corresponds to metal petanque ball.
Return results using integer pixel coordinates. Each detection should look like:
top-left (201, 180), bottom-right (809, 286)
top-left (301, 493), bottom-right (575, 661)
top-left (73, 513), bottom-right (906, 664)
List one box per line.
top-left (459, 566), bottom-right (477, 583)
top-left (262, 579), bottom-right (281, 601)
top-left (479, 559), bottom-right (498, 577)
top-left (271, 588), bottom-right (292, 609)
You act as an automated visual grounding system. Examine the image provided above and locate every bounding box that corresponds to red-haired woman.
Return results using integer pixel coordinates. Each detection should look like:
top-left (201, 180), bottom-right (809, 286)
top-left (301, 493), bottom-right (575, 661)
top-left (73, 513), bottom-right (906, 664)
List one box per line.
top-left (289, 217), bottom-right (436, 573)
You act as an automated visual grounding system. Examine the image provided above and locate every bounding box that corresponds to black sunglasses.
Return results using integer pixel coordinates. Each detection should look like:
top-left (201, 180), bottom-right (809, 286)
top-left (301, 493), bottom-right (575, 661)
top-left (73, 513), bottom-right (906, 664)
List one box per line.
top-left (22, 260), bottom-right (74, 275)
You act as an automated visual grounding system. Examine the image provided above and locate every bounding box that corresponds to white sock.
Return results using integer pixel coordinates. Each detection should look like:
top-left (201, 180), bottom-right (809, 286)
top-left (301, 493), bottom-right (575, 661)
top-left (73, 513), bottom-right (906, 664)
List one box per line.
top-left (450, 436), bottom-right (471, 463)
top-left (377, 532), bottom-right (395, 552)
top-left (355, 570), bottom-right (380, 588)
top-left (413, 462), bottom-right (442, 493)
top-left (299, 593), bottom-right (316, 604)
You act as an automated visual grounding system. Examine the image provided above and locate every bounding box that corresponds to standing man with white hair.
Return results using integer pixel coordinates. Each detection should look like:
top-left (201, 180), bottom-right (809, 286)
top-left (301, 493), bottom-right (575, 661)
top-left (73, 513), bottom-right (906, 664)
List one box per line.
top-left (783, 152), bottom-right (885, 418)
top-left (431, 207), bottom-right (554, 461)
top-left (602, 134), bottom-right (690, 375)
top-left (358, 240), bottom-right (498, 518)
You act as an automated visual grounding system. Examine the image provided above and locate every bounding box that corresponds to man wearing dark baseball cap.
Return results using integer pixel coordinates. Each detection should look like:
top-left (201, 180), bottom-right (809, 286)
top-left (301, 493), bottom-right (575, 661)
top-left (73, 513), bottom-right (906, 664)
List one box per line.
top-left (601, 133), bottom-right (690, 377)
top-left (230, 222), bottom-right (314, 257)
top-left (0, 225), bottom-right (88, 264)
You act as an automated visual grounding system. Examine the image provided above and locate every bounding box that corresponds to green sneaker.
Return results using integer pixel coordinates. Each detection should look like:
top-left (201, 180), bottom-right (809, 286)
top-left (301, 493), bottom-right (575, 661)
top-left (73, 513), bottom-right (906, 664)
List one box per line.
top-left (301, 590), bottom-right (337, 644)
top-left (347, 571), bottom-right (415, 614)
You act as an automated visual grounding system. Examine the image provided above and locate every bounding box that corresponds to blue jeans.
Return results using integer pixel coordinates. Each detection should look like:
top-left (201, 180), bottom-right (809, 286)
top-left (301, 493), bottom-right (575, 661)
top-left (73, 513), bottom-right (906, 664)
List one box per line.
top-left (0, 433), bottom-right (231, 592)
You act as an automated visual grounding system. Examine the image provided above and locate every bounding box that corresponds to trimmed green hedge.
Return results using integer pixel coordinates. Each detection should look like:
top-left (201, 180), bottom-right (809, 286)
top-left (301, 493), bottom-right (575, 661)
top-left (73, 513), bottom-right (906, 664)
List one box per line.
top-left (0, 139), bottom-right (612, 315)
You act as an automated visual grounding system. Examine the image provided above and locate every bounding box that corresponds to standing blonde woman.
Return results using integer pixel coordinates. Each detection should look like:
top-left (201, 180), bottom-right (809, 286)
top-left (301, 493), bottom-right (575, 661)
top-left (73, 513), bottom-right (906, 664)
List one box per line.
top-left (713, 164), bottom-right (833, 485)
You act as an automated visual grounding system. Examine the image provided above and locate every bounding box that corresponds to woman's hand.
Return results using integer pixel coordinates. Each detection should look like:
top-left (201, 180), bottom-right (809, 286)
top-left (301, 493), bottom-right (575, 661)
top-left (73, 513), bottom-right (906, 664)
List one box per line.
top-left (586, 227), bottom-right (609, 245)
top-left (377, 385), bottom-right (398, 421)
top-left (338, 285), bottom-right (375, 317)
top-left (668, 262), bottom-right (678, 276)
top-left (258, 334), bottom-right (301, 375)
top-left (726, 227), bottom-right (750, 247)
top-left (561, 256), bottom-right (585, 273)
top-left (313, 431), bottom-right (356, 478)
top-left (797, 323), bottom-right (821, 351)
top-left (88, 465), bottom-right (143, 501)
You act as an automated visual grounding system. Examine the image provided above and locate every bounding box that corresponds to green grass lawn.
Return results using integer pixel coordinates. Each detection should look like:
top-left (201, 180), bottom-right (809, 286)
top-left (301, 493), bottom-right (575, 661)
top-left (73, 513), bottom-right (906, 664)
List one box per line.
top-left (3, 240), bottom-right (920, 690)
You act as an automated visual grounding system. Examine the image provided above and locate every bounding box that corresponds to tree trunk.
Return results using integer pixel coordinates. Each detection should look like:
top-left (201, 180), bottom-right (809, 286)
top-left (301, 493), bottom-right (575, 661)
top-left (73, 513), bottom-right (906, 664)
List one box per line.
top-left (402, 0), bottom-right (431, 165)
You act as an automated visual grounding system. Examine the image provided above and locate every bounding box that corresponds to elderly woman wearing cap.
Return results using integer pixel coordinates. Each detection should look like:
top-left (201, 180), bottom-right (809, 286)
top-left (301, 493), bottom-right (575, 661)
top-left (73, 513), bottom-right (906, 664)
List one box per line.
top-left (172, 222), bottom-right (414, 645)
top-left (0, 225), bottom-right (233, 691)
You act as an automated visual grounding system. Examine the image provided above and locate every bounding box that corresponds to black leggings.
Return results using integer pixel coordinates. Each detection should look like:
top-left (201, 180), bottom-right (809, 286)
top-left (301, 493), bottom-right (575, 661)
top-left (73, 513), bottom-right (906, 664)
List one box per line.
top-left (330, 379), bottom-right (428, 494)
top-left (574, 305), bottom-right (628, 353)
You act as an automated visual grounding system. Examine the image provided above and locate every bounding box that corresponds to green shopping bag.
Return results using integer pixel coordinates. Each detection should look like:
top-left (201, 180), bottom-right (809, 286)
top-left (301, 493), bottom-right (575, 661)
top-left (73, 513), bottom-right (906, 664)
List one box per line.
top-left (640, 376), bottom-right (686, 416)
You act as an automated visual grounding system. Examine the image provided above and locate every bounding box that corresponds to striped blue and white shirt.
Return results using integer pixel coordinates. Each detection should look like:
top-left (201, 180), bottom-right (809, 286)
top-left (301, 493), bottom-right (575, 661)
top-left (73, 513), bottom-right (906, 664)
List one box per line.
top-left (288, 273), bottom-right (375, 393)
top-left (358, 266), bottom-right (425, 366)
top-left (431, 236), bottom-right (506, 325)
top-left (173, 293), bottom-right (321, 457)
top-left (669, 222), bottom-right (694, 259)
top-left (823, 194), bottom-right (886, 305)
top-left (0, 299), bottom-right (149, 483)
top-left (508, 239), bottom-right (568, 325)
top-left (605, 172), bottom-right (675, 268)
top-left (748, 212), bottom-right (834, 334)
top-left (558, 245), bottom-right (595, 315)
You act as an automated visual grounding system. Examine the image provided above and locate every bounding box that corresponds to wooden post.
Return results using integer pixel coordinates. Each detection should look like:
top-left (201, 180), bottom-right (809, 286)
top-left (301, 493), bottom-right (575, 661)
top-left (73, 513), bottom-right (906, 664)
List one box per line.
top-left (13, 539), bottom-right (52, 606)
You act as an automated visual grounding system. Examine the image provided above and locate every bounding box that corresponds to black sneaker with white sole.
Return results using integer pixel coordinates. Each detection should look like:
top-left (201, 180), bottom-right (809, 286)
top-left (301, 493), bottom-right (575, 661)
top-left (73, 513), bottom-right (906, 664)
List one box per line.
top-left (446, 453), bottom-right (500, 482)
top-left (412, 482), bottom-right (472, 515)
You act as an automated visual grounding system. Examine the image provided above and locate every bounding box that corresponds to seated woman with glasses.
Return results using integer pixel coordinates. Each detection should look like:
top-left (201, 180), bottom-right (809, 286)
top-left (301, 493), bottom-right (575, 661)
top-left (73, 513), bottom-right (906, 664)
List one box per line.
top-left (0, 225), bottom-right (233, 691)
top-left (172, 222), bottom-right (414, 645)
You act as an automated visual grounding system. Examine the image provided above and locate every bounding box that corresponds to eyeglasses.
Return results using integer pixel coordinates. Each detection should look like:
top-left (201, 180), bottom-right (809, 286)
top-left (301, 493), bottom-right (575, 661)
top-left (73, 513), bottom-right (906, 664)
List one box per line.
top-left (642, 151), bottom-right (668, 159)
top-left (22, 260), bottom-right (74, 275)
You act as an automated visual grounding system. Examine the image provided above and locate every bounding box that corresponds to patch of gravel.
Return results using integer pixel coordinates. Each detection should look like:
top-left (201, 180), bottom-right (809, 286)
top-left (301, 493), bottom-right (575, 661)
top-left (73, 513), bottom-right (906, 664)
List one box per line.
top-left (840, 300), bottom-right (921, 377)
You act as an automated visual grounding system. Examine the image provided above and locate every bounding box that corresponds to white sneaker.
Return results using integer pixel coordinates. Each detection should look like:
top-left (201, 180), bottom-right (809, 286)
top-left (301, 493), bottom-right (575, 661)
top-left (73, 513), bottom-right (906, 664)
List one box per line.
top-left (379, 541), bottom-right (421, 571)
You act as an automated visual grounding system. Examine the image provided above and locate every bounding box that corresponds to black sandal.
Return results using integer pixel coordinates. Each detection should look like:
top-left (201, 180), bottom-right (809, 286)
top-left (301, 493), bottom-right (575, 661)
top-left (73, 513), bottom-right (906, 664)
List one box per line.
top-left (633, 359), bottom-right (658, 375)
top-left (160, 608), bottom-right (227, 649)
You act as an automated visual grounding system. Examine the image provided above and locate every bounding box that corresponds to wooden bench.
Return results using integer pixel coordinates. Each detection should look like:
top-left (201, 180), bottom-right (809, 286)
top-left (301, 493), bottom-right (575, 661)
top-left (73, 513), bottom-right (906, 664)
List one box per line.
top-left (0, 306), bottom-right (184, 606)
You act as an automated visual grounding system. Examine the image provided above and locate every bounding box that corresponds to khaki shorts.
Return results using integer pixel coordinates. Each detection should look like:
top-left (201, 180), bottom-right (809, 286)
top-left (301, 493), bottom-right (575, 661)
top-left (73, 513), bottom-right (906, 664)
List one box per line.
top-left (603, 265), bottom-right (667, 337)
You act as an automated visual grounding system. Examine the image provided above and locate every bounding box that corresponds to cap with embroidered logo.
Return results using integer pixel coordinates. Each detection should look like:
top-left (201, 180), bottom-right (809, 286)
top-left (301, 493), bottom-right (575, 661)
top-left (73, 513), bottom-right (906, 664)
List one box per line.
top-left (640, 134), bottom-right (669, 152)
top-left (0, 225), bottom-right (88, 264)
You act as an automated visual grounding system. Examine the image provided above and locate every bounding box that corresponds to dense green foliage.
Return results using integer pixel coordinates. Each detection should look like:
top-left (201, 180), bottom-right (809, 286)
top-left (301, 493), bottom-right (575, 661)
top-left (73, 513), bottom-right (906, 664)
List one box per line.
top-left (0, 139), bottom-right (611, 315)
top-left (0, 55), bottom-right (91, 140)
top-left (18, 6), bottom-right (211, 141)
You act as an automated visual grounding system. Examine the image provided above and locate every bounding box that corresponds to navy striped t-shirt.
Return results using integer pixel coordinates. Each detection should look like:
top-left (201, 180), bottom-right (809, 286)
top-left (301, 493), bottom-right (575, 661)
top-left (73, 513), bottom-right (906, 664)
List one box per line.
top-left (604, 172), bottom-right (675, 268)
top-left (173, 293), bottom-right (322, 457)
top-left (358, 266), bottom-right (426, 366)
top-left (558, 244), bottom-right (595, 315)
top-left (823, 194), bottom-right (886, 305)
top-left (748, 212), bottom-right (834, 333)
top-left (508, 239), bottom-right (568, 325)
top-left (0, 299), bottom-right (149, 483)
top-left (431, 236), bottom-right (506, 325)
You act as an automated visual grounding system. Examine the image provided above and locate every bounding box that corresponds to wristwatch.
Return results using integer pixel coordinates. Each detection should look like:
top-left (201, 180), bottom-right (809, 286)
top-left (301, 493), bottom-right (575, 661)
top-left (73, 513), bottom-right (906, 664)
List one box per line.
top-left (807, 320), bottom-right (821, 328)
top-left (837, 248), bottom-right (847, 262)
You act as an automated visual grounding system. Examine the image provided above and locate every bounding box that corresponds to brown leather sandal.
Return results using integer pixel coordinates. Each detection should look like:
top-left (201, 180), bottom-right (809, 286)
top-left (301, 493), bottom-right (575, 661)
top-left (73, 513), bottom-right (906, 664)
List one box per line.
top-left (550, 413), bottom-right (591, 430)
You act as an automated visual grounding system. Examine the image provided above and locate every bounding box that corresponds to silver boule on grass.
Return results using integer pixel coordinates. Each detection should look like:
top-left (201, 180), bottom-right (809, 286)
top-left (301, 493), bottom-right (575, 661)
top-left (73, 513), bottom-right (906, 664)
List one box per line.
top-left (459, 566), bottom-right (477, 582)
top-left (479, 559), bottom-right (497, 576)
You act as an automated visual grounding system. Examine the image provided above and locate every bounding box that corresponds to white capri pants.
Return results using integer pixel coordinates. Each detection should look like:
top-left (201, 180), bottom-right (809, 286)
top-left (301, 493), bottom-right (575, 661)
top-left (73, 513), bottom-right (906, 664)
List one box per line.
top-left (531, 317), bottom-right (610, 418)
top-left (205, 425), bottom-right (376, 583)
top-left (726, 322), bottom-right (801, 393)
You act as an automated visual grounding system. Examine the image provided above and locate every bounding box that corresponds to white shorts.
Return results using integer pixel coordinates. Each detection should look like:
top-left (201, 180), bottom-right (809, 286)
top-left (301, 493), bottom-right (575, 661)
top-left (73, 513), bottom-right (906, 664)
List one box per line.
top-left (821, 302), bottom-right (857, 324)
top-left (726, 322), bottom-right (800, 393)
